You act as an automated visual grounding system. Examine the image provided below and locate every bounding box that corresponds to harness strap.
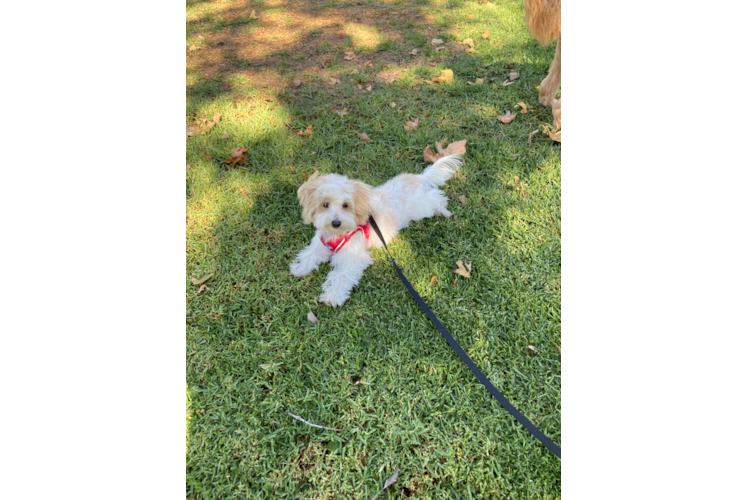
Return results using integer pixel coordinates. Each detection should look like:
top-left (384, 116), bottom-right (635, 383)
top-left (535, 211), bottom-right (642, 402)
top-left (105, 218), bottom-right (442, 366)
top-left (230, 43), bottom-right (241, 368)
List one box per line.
top-left (321, 223), bottom-right (369, 253)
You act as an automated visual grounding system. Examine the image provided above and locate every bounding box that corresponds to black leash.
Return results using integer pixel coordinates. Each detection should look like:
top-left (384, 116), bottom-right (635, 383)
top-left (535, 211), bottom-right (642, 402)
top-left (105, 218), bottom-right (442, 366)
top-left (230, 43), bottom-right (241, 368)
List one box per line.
top-left (368, 215), bottom-right (561, 458)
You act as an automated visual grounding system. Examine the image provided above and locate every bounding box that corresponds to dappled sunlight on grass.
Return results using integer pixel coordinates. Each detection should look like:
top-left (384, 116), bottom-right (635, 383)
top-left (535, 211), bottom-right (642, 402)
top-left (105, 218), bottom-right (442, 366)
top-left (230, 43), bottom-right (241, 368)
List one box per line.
top-left (187, 0), bottom-right (561, 497)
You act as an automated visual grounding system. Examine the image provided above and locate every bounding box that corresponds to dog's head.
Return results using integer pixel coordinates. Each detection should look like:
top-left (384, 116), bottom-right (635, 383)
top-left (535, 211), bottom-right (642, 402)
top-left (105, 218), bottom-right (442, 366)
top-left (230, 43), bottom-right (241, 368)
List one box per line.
top-left (297, 172), bottom-right (372, 235)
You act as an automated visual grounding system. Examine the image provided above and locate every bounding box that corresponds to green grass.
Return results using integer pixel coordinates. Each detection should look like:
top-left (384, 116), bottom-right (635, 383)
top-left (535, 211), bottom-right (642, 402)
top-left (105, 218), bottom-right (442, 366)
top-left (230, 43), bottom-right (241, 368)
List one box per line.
top-left (187, 0), bottom-right (560, 497)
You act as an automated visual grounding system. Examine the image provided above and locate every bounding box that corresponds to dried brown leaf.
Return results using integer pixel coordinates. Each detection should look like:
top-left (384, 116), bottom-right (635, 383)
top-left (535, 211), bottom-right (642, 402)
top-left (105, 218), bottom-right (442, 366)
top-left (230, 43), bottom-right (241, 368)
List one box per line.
top-left (543, 126), bottom-right (561, 142)
top-left (482, 29), bottom-right (490, 39)
top-left (431, 69), bottom-right (454, 84)
top-left (378, 70), bottom-right (396, 84)
top-left (424, 138), bottom-right (467, 163)
top-left (502, 79), bottom-right (514, 86)
top-left (459, 195), bottom-right (466, 205)
top-left (462, 38), bottom-right (475, 50)
top-left (332, 107), bottom-right (348, 117)
top-left (307, 311), bottom-right (318, 324)
top-left (440, 139), bottom-right (467, 156)
top-left (357, 132), bottom-right (372, 142)
top-left (201, 121), bottom-right (217, 134)
top-left (222, 132), bottom-right (229, 139)
top-left (296, 125), bottom-right (313, 137)
top-left (454, 260), bottom-right (471, 279)
top-left (328, 77), bottom-right (341, 85)
top-left (191, 273), bottom-right (215, 286)
top-left (431, 276), bottom-right (438, 286)
top-left (528, 345), bottom-right (538, 354)
top-left (249, 9), bottom-right (257, 19)
top-left (498, 111), bottom-right (515, 124)
top-left (432, 138), bottom-right (448, 155)
top-left (197, 284), bottom-right (210, 294)
top-left (411, 49), bottom-right (418, 55)
top-left (188, 44), bottom-right (197, 52)
top-left (189, 113), bottom-right (221, 136)
top-left (293, 78), bottom-right (302, 87)
top-left (515, 102), bottom-right (528, 114)
top-left (223, 147), bottom-right (248, 166)
top-left (431, 38), bottom-right (444, 45)
top-left (423, 146), bottom-right (439, 163)
top-left (404, 118), bottom-right (419, 131)
top-left (509, 70), bottom-right (520, 81)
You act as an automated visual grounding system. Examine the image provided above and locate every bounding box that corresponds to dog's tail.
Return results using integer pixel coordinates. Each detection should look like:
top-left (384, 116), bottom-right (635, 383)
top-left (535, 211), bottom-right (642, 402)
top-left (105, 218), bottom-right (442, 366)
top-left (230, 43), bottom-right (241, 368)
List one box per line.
top-left (421, 154), bottom-right (462, 186)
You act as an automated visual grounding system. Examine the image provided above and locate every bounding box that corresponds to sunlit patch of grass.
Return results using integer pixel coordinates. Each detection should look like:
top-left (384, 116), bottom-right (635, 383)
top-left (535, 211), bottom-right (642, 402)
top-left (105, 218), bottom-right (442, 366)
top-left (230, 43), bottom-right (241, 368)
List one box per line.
top-left (186, 0), bottom-right (561, 497)
top-left (345, 23), bottom-right (383, 49)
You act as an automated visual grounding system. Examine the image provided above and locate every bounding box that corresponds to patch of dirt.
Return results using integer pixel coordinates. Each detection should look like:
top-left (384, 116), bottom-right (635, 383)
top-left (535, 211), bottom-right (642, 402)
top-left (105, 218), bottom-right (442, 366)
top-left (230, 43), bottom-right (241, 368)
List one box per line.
top-left (187, 0), bottom-right (444, 94)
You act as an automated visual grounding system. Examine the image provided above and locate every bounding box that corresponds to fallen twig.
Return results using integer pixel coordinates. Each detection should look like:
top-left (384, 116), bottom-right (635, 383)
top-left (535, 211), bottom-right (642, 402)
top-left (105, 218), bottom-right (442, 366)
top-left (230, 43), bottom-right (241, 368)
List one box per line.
top-left (286, 411), bottom-right (345, 432)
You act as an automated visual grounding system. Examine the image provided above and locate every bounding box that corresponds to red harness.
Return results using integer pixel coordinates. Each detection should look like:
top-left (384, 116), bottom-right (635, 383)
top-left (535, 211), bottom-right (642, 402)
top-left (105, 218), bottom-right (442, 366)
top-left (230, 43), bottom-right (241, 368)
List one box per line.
top-left (320, 223), bottom-right (370, 253)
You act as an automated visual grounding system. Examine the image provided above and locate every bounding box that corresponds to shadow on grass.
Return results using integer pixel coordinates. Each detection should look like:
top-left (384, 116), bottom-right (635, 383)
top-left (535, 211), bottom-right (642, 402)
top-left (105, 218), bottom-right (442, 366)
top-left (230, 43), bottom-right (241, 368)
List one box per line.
top-left (186, 0), bottom-right (558, 120)
top-left (186, 0), bottom-right (560, 497)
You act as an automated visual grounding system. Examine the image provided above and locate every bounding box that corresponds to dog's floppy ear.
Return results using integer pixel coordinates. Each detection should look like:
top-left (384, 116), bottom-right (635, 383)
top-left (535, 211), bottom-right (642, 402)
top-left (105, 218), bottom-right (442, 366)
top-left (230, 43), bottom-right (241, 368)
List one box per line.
top-left (350, 180), bottom-right (373, 225)
top-left (298, 172), bottom-right (322, 224)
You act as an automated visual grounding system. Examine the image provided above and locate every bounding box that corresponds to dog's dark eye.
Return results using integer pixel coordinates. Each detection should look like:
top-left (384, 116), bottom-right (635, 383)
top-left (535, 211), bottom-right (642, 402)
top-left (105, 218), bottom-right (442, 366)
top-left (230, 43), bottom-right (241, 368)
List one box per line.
top-left (342, 203), bottom-right (348, 209)
top-left (322, 202), bottom-right (329, 208)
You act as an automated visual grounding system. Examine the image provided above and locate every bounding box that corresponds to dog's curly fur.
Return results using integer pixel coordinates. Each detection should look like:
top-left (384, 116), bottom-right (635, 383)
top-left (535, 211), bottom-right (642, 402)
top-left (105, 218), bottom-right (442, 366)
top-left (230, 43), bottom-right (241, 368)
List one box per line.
top-left (524, 0), bottom-right (561, 128)
top-left (290, 155), bottom-right (463, 307)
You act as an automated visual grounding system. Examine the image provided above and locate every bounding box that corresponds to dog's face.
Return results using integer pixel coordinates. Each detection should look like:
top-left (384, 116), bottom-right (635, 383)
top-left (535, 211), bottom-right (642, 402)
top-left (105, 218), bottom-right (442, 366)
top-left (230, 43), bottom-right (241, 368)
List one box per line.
top-left (297, 173), bottom-right (372, 235)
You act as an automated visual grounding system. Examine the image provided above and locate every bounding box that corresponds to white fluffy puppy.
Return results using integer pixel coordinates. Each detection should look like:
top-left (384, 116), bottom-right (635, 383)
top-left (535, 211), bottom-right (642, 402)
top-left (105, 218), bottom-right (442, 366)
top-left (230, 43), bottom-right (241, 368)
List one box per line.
top-left (290, 154), bottom-right (462, 307)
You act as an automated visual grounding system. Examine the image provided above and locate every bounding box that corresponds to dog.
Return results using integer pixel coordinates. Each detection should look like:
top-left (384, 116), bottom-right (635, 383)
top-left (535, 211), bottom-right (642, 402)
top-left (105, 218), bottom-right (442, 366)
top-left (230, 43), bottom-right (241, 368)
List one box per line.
top-left (290, 154), bottom-right (463, 307)
top-left (524, 0), bottom-right (561, 129)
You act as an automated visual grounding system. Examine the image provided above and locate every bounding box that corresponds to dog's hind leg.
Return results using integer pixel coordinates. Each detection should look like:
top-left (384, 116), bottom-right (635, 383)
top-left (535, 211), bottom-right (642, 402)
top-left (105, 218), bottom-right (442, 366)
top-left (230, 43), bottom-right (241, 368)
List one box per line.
top-left (538, 34), bottom-right (561, 109)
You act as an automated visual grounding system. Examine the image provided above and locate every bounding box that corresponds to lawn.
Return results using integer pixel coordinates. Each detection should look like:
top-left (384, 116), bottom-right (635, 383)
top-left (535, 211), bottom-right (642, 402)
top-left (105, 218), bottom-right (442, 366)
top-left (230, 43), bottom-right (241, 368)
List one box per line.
top-left (186, 0), bottom-right (561, 497)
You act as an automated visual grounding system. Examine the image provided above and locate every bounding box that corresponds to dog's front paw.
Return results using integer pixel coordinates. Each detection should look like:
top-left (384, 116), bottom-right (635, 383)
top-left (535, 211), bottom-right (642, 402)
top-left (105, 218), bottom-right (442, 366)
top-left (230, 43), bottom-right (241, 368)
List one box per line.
top-left (538, 78), bottom-right (558, 108)
top-left (552, 98), bottom-right (561, 129)
top-left (319, 288), bottom-right (349, 308)
top-left (290, 260), bottom-right (315, 277)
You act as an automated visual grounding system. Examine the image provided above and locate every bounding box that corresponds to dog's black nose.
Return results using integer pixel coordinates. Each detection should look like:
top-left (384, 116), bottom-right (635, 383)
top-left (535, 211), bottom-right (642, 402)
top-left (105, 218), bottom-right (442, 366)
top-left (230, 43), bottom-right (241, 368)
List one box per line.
top-left (331, 220), bottom-right (341, 228)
